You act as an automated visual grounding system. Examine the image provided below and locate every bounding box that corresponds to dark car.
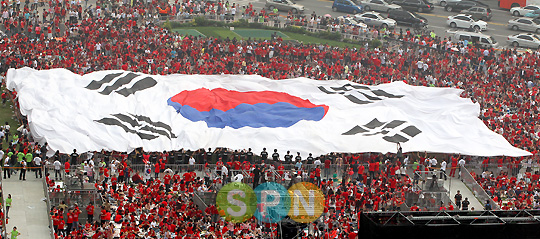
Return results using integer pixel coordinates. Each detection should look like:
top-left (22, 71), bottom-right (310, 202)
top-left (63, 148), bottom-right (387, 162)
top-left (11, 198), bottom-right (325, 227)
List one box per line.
top-left (444, 0), bottom-right (488, 12)
top-left (392, 0), bottom-right (434, 12)
top-left (387, 9), bottom-right (428, 27)
top-left (460, 6), bottom-right (492, 21)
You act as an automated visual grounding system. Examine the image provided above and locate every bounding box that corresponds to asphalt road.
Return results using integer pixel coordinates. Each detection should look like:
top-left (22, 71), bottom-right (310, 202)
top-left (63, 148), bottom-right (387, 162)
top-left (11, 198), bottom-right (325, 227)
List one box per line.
top-left (237, 0), bottom-right (529, 49)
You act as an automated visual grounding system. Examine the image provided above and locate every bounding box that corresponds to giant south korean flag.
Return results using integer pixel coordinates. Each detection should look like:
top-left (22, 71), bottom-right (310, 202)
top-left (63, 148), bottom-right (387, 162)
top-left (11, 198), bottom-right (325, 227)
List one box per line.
top-left (7, 67), bottom-right (530, 157)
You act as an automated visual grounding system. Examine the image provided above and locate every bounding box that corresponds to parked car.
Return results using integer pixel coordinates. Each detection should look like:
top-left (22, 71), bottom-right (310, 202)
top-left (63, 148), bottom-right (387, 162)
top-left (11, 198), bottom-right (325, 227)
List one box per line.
top-left (452, 31), bottom-right (498, 48)
top-left (508, 17), bottom-right (540, 33)
top-left (460, 6), bottom-right (492, 21)
top-left (510, 5), bottom-right (540, 16)
top-left (447, 14), bottom-right (488, 31)
top-left (353, 11), bottom-right (398, 28)
top-left (435, 0), bottom-right (461, 7)
top-left (332, 0), bottom-right (364, 14)
top-left (507, 33), bottom-right (540, 48)
top-left (444, 0), bottom-right (489, 12)
top-left (265, 0), bottom-right (305, 14)
top-left (387, 9), bottom-right (428, 28)
top-left (359, 0), bottom-right (402, 12)
top-left (392, 0), bottom-right (434, 12)
top-left (336, 16), bottom-right (369, 30)
top-left (524, 9), bottom-right (540, 18)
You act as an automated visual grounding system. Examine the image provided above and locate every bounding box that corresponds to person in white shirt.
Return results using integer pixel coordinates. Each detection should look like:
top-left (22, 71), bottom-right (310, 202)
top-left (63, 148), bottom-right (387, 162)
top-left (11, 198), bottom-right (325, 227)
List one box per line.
top-left (430, 157), bottom-right (438, 170)
top-left (283, 171), bottom-right (291, 184)
top-left (458, 158), bottom-right (466, 178)
top-left (110, 161), bottom-right (117, 177)
top-left (19, 160), bottom-right (26, 180)
top-left (33, 156), bottom-right (42, 178)
top-left (314, 158), bottom-right (321, 167)
top-left (424, 157), bottom-right (431, 171)
top-left (403, 156), bottom-right (409, 167)
top-left (440, 160), bottom-right (447, 180)
top-left (53, 159), bottom-right (62, 180)
top-left (3, 150), bottom-right (10, 179)
top-left (188, 156), bottom-right (195, 172)
top-left (2, 122), bottom-right (10, 143)
top-left (221, 165), bottom-right (229, 184)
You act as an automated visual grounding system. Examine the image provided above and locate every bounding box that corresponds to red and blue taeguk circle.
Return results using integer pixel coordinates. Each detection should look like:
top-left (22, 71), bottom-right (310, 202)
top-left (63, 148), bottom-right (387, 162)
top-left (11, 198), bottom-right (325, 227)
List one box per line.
top-left (167, 88), bottom-right (329, 129)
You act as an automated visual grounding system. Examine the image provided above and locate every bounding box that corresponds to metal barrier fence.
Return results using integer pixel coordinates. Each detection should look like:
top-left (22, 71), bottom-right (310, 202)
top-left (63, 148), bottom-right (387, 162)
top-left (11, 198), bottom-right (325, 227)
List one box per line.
top-left (45, 164), bottom-right (101, 189)
top-left (463, 161), bottom-right (539, 177)
top-left (460, 165), bottom-right (500, 210)
top-left (413, 170), bottom-right (452, 192)
top-left (47, 188), bottom-right (102, 222)
top-left (407, 191), bottom-right (455, 211)
top-left (158, 11), bottom-right (380, 42)
top-left (1, 176), bottom-right (5, 238)
top-left (42, 174), bottom-right (55, 239)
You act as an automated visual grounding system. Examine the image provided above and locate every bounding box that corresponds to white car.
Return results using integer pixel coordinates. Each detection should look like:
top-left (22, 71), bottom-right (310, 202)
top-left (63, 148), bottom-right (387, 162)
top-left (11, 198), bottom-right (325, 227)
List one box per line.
top-left (507, 33), bottom-right (540, 48)
top-left (337, 16), bottom-right (369, 30)
top-left (433, 0), bottom-right (460, 7)
top-left (447, 14), bottom-right (487, 31)
top-left (359, 0), bottom-right (402, 12)
top-left (508, 17), bottom-right (540, 33)
top-left (353, 11), bottom-right (397, 28)
top-left (510, 5), bottom-right (540, 16)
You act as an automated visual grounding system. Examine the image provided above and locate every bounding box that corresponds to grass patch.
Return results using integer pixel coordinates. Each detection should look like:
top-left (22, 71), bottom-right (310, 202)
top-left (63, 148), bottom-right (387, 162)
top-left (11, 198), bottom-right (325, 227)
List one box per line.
top-left (172, 27), bottom-right (365, 48)
top-left (175, 27), bottom-right (240, 39)
top-left (233, 29), bottom-right (289, 39)
top-left (174, 29), bottom-right (205, 37)
top-left (285, 32), bottom-right (362, 48)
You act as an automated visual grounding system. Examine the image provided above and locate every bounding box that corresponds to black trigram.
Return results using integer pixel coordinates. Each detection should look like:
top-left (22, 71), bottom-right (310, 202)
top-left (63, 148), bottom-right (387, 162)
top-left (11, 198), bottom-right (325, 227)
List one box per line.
top-left (85, 72), bottom-right (157, 97)
top-left (343, 118), bottom-right (421, 143)
top-left (95, 113), bottom-right (176, 140)
top-left (318, 83), bottom-right (403, 104)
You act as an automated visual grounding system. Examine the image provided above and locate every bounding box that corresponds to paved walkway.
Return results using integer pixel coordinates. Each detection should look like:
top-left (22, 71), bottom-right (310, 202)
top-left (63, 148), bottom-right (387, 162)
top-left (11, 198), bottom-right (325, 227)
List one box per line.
top-left (442, 176), bottom-right (483, 211)
top-left (3, 174), bottom-right (51, 239)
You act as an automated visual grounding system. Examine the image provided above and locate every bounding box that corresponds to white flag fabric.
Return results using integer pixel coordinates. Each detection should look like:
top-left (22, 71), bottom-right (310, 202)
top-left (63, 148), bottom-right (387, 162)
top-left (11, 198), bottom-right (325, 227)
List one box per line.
top-left (6, 67), bottom-right (530, 157)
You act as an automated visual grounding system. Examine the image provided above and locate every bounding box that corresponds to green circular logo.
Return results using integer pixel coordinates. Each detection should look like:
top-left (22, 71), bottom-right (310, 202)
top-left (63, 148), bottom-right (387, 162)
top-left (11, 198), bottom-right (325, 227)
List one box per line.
top-left (216, 182), bottom-right (257, 223)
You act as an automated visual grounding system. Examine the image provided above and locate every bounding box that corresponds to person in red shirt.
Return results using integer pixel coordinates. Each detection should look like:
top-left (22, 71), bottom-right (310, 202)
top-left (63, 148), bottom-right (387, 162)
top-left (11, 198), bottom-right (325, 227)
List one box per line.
top-left (368, 160), bottom-right (376, 180)
top-left (163, 173), bottom-right (172, 192)
top-left (324, 157), bottom-right (331, 179)
top-left (53, 211), bottom-right (60, 234)
top-left (86, 202), bottom-right (94, 223)
top-left (66, 208), bottom-right (74, 235)
top-left (154, 162), bottom-right (160, 178)
top-left (410, 203), bottom-right (420, 211)
top-left (1, 91), bottom-right (7, 106)
top-left (64, 161), bottom-right (70, 175)
top-left (72, 205), bottom-right (81, 231)
top-left (58, 217), bottom-right (66, 237)
top-left (447, 202), bottom-right (454, 210)
top-left (439, 202), bottom-right (447, 211)
top-left (449, 155), bottom-right (459, 177)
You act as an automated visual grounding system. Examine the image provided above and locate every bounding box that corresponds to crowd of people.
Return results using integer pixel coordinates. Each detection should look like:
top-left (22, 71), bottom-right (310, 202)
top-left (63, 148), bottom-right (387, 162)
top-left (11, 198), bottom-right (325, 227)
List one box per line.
top-left (0, 0), bottom-right (540, 237)
top-left (475, 158), bottom-right (540, 210)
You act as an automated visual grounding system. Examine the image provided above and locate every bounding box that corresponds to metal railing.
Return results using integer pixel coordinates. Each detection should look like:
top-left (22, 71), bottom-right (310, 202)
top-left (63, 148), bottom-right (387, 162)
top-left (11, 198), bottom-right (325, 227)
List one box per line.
top-left (0, 176), bottom-right (6, 238)
top-left (411, 191), bottom-right (455, 211)
top-left (42, 174), bottom-right (55, 239)
top-left (460, 165), bottom-right (500, 210)
top-left (413, 170), bottom-right (452, 192)
top-left (159, 11), bottom-right (381, 42)
top-left (463, 161), bottom-right (539, 177)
